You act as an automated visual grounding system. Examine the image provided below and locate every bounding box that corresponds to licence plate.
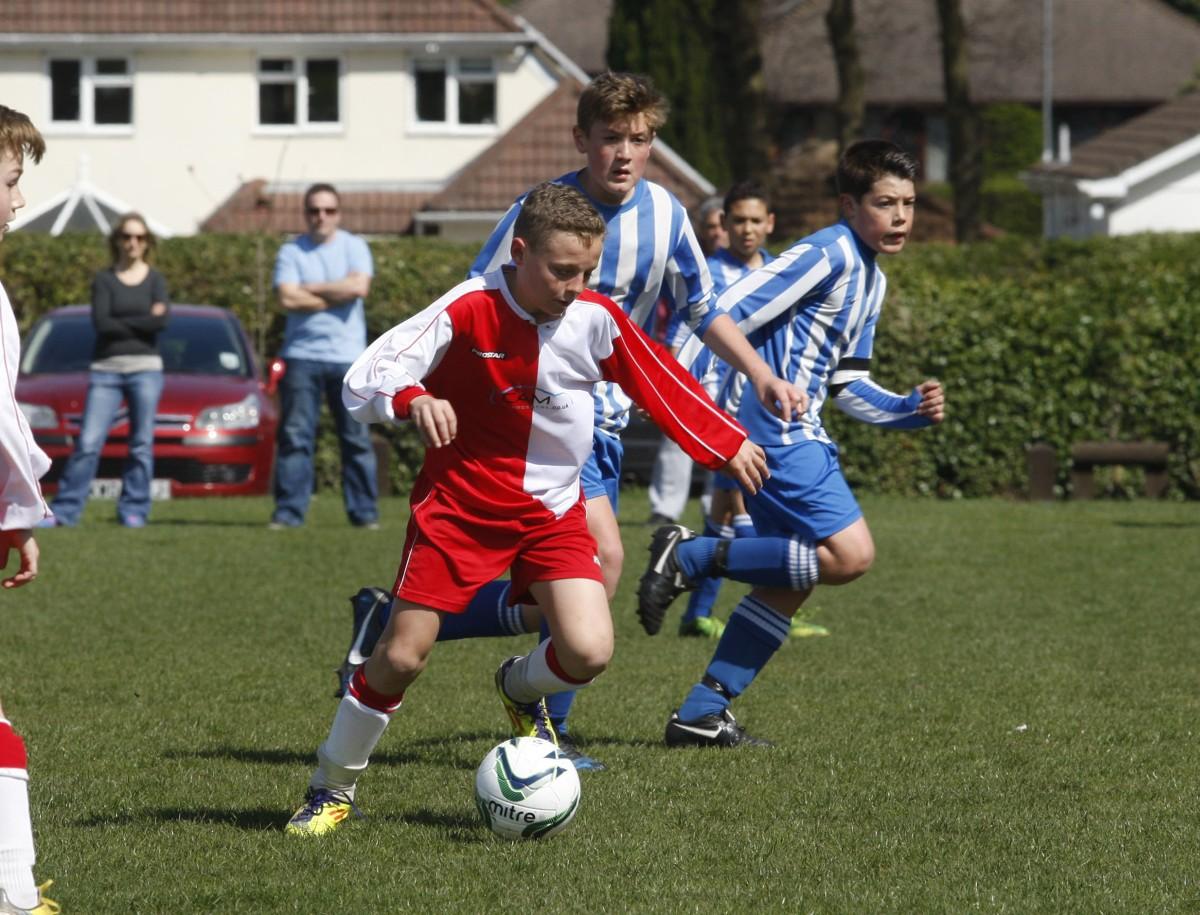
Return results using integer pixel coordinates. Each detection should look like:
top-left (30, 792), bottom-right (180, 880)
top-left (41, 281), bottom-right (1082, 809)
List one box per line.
top-left (88, 478), bottom-right (173, 500)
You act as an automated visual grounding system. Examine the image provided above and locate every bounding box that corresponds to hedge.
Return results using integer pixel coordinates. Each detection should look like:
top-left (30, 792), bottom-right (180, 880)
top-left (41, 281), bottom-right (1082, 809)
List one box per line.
top-left (1, 231), bottom-right (1196, 499)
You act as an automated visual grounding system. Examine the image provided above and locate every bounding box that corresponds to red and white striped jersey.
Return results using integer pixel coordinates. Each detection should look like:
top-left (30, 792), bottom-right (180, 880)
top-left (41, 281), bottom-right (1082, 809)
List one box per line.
top-left (344, 269), bottom-right (746, 520)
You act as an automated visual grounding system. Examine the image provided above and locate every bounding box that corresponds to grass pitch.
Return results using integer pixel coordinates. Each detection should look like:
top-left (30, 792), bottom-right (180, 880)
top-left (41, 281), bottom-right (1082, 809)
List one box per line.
top-left (4, 491), bottom-right (1199, 913)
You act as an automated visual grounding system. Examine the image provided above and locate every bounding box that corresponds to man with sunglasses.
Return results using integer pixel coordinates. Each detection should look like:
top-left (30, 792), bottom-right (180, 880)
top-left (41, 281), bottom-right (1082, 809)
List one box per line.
top-left (270, 183), bottom-right (378, 530)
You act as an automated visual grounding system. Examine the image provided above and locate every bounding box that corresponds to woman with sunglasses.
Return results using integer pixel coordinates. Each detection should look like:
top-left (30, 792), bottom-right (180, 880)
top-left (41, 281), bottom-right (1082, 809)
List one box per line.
top-left (47, 213), bottom-right (170, 528)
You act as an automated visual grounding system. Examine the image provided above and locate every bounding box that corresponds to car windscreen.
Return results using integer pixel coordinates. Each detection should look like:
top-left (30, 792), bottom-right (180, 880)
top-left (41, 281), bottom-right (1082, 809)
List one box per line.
top-left (21, 311), bottom-right (252, 377)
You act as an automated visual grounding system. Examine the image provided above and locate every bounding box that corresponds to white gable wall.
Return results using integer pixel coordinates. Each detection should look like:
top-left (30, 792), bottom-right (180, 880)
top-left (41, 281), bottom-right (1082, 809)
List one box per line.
top-left (0, 42), bottom-right (556, 234)
top-left (1107, 151), bottom-right (1200, 235)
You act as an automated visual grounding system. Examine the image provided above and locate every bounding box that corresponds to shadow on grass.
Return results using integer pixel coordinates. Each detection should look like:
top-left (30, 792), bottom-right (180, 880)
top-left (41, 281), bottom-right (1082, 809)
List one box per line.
top-left (75, 807), bottom-right (287, 832)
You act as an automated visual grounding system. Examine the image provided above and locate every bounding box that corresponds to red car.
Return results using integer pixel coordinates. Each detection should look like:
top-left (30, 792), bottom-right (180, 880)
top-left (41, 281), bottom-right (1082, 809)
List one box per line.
top-left (17, 304), bottom-right (281, 497)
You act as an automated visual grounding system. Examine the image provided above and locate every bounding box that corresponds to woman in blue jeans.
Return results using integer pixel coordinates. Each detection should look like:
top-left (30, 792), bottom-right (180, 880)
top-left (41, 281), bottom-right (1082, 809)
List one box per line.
top-left (48, 213), bottom-right (169, 528)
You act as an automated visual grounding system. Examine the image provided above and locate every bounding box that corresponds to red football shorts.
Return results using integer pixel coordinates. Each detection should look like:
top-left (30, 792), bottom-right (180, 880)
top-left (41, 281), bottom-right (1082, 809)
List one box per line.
top-left (393, 479), bottom-right (603, 612)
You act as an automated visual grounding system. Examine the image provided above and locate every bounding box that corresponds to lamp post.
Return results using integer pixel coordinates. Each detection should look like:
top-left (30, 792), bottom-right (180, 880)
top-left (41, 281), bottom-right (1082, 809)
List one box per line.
top-left (1042, 0), bottom-right (1054, 162)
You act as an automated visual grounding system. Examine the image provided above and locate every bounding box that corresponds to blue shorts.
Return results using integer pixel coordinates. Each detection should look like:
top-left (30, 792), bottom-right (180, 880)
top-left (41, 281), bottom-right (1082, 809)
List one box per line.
top-left (745, 439), bottom-right (861, 541)
top-left (580, 430), bottom-right (624, 513)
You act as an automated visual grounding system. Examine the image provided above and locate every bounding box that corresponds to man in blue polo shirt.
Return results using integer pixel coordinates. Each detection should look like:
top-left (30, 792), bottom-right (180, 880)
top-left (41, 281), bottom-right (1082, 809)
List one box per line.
top-left (270, 182), bottom-right (378, 529)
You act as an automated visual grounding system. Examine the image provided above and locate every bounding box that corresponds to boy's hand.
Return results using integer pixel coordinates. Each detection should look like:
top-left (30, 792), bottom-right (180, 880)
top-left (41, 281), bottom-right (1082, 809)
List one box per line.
top-left (915, 379), bottom-right (944, 423)
top-left (722, 438), bottom-right (769, 495)
top-left (409, 395), bottom-right (458, 448)
top-left (0, 529), bottom-right (38, 589)
top-left (753, 373), bottom-right (808, 420)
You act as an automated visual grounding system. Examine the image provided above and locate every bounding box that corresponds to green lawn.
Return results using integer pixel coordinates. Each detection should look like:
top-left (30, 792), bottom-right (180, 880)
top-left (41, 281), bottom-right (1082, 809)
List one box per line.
top-left (5, 491), bottom-right (1199, 913)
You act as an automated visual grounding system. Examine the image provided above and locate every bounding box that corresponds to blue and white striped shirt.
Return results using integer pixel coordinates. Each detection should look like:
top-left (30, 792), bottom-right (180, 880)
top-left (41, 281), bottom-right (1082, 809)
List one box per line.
top-left (470, 172), bottom-right (714, 435)
top-left (678, 220), bottom-right (930, 449)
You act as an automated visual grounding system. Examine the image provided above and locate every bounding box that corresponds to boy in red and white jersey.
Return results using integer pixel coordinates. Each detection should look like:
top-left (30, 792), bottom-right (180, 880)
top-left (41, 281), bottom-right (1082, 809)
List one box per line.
top-left (285, 183), bottom-right (766, 835)
top-left (0, 104), bottom-right (58, 915)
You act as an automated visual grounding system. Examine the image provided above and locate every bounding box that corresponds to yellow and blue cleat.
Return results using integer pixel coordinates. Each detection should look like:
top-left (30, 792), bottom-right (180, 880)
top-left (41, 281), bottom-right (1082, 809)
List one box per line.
top-left (285, 787), bottom-right (359, 837)
top-left (0, 880), bottom-right (60, 915)
top-left (495, 657), bottom-right (558, 744)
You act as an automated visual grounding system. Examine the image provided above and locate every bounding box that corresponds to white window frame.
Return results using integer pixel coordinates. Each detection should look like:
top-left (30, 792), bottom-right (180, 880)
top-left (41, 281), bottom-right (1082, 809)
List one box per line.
top-left (408, 56), bottom-right (498, 136)
top-left (45, 55), bottom-right (134, 135)
top-left (253, 55), bottom-right (343, 135)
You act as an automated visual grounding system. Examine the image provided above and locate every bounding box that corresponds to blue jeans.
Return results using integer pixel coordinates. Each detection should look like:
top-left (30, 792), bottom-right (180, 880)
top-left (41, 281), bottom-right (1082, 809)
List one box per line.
top-left (273, 358), bottom-right (378, 526)
top-left (51, 369), bottom-right (164, 525)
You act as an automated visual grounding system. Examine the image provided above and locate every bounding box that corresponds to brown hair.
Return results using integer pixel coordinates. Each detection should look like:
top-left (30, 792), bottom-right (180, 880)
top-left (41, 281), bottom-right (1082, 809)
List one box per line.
top-left (836, 140), bottom-right (918, 200)
top-left (107, 212), bottom-right (157, 265)
top-left (514, 182), bottom-right (606, 253)
top-left (0, 104), bottom-right (46, 164)
top-left (576, 71), bottom-right (669, 136)
top-left (303, 182), bottom-right (340, 210)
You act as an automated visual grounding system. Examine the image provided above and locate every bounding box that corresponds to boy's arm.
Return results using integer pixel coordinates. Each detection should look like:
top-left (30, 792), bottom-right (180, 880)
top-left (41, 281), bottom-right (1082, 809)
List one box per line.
top-left (596, 300), bottom-right (767, 491)
top-left (831, 373), bottom-right (944, 428)
top-left (700, 314), bottom-right (806, 419)
top-left (342, 297), bottom-right (457, 425)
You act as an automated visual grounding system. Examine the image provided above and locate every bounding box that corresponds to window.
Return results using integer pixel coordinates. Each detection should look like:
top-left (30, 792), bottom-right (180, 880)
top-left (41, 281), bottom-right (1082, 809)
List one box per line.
top-left (49, 57), bottom-right (133, 128)
top-left (257, 57), bottom-right (340, 128)
top-left (413, 57), bottom-right (496, 129)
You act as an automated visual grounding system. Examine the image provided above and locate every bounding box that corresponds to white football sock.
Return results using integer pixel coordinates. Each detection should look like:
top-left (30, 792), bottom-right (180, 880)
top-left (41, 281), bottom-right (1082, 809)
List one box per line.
top-left (502, 640), bottom-right (589, 703)
top-left (312, 694), bottom-right (394, 799)
top-left (0, 719), bottom-right (37, 911)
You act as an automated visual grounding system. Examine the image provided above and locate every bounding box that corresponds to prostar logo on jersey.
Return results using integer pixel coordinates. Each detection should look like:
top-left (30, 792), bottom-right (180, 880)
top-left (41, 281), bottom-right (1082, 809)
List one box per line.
top-left (472, 347), bottom-right (507, 360)
top-left (493, 385), bottom-right (570, 411)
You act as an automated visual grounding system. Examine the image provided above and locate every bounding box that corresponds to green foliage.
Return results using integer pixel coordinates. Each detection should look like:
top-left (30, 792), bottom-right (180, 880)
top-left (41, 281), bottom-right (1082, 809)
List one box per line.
top-left (980, 103), bottom-right (1043, 177)
top-left (12, 493), bottom-right (1200, 913)
top-left (2, 232), bottom-right (1197, 500)
top-left (607, 0), bottom-right (768, 186)
top-left (1161, 0), bottom-right (1200, 20)
top-left (981, 174), bottom-right (1043, 236)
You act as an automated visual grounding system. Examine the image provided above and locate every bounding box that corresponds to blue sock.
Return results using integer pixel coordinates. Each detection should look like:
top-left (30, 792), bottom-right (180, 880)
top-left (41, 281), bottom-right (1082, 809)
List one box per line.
top-left (681, 520), bottom-right (731, 623)
top-left (732, 513), bottom-right (756, 539)
top-left (678, 595), bottom-right (790, 720)
top-left (677, 535), bottom-right (818, 590)
top-left (538, 617), bottom-right (576, 732)
top-left (436, 581), bottom-right (529, 641)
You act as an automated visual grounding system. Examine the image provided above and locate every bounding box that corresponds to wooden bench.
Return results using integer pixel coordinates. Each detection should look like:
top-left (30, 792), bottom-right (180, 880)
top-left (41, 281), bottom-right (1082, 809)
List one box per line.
top-left (1070, 441), bottom-right (1169, 499)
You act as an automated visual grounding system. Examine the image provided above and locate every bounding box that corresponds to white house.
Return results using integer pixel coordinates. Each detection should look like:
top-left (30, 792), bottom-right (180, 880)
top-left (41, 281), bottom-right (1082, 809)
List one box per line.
top-left (1023, 91), bottom-right (1200, 238)
top-left (0, 0), bottom-right (713, 240)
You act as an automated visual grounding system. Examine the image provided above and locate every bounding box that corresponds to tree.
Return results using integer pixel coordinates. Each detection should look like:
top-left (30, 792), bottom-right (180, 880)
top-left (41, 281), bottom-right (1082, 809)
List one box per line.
top-left (936, 0), bottom-right (983, 242)
top-left (824, 0), bottom-right (865, 155)
top-left (607, 0), bottom-right (769, 187)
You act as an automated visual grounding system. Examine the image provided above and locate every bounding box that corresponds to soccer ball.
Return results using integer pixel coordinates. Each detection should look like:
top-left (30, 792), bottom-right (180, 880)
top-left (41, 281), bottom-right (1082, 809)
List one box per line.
top-left (474, 737), bottom-right (581, 839)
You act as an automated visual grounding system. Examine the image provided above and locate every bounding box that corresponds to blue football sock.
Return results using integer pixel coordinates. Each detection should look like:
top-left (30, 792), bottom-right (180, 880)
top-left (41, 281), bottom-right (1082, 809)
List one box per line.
top-left (537, 617), bottom-right (577, 731)
top-left (436, 580), bottom-right (529, 641)
top-left (679, 535), bottom-right (817, 590)
top-left (678, 595), bottom-right (790, 721)
top-left (732, 513), bottom-right (756, 539)
top-left (681, 520), bottom-right (732, 623)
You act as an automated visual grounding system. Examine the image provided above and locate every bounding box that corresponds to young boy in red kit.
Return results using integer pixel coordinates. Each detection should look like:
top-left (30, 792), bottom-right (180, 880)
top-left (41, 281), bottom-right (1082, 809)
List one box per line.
top-left (286, 183), bottom-right (766, 835)
top-left (0, 104), bottom-right (59, 915)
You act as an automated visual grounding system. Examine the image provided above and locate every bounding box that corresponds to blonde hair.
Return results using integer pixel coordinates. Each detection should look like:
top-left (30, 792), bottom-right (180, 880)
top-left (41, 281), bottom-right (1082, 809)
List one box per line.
top-left (576, 71), bottom-right (668, 136)
top-left (0, 104), bottom-right (45, 164)
top-left (514, 183), bottom-right (606, 252)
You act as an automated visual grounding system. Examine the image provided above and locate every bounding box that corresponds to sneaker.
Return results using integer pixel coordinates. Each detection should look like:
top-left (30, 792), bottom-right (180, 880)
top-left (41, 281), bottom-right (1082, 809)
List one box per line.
top-left (267, 518), bottom-right (302, 530)
top-left (334, 587), bottom-right (393, 698)
top-left (352, 519), bottom-right (381, 530)
top-left (284, 786), bottom-right (359, 837)
top-left (119, 514), bottom-right (146, 529)
top-left (554, 732), bottom-right (606, 772)
top-left (664, 708), bottom-right (773, 748)
top-left (678, 616), bottom-right (725, 638)
top-left (789, 617), bottom-right (830, 638)
top-left (636, 524), bottom-right (696, 635)
top-left (0, 881), bottom-right (60, 915)
top-left (494, 657), bottom-right (557, 744)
